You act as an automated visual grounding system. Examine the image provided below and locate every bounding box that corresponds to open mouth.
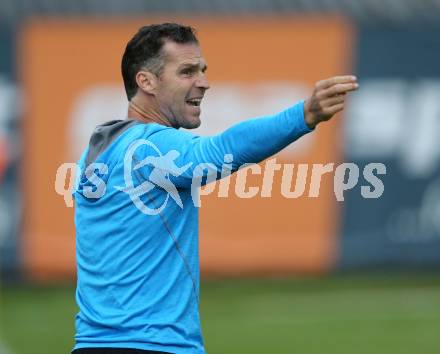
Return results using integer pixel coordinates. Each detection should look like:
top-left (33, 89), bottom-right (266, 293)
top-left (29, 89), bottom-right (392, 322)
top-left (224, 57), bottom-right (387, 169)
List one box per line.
top-left (186, 98), bottom-right (202, 107)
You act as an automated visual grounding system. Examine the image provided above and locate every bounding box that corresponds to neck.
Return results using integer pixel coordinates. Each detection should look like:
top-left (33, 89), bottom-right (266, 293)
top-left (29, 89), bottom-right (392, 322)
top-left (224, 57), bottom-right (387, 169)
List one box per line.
top-left (127, 100), bottom-right (171, 127)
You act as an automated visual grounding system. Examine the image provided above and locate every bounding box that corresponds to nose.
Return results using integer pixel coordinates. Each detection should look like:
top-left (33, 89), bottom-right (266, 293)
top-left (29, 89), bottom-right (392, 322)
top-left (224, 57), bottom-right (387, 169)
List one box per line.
top-left (196, 73), bottom-right (210, 90)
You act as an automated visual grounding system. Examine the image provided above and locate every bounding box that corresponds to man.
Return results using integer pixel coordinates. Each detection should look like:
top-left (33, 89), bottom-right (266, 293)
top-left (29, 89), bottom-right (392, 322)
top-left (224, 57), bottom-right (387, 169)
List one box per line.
top-left (72, 23), bottom-right (358, 354)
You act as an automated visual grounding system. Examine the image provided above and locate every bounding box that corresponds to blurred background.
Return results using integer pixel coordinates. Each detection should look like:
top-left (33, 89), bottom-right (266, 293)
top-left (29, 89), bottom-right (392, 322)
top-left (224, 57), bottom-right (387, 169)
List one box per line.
top-left (1, 1), bottom-right (440, 353)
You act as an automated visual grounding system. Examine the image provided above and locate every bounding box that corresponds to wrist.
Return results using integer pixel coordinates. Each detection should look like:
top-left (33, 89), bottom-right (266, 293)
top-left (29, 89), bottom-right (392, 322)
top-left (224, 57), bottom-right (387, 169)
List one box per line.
top-left (303, 100), bottom-right (318, 129)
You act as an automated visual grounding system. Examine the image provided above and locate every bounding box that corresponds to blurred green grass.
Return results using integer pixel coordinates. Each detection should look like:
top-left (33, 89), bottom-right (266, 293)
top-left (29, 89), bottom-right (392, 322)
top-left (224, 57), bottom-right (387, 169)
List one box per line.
top-left (1, 274), bottom-right (440, 354)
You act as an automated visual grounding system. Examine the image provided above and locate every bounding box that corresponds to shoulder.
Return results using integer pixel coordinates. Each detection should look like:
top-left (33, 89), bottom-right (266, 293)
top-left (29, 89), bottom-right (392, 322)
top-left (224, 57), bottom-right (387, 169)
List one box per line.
top-left (135, 124), bottom-right (200, 149)
top-left (106, 123), bottom-right (202, 161)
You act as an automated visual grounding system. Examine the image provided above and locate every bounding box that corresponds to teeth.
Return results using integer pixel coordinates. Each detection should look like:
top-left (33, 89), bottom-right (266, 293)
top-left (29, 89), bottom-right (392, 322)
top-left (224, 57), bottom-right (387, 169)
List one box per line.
top-left (187, 98), bottom-right (202, 106)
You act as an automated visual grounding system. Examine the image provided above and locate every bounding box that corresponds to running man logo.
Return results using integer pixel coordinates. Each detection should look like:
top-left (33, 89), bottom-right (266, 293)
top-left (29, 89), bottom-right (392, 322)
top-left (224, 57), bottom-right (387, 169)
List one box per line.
top-left (116, 139), bottom-right (192, 215)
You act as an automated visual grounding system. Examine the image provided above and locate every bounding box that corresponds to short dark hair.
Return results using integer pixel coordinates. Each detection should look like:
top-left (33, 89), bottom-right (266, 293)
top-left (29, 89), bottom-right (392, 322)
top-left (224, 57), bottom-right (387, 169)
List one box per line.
top-left (121, 23), bottom-right (199, 100)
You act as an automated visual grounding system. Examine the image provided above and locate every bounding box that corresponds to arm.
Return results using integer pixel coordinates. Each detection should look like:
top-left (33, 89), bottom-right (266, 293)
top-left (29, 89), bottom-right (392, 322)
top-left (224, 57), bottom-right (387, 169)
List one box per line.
top-left (139, 100), bottom-right (308, 187)
top-left (137, 75), bottom-right (359, 188)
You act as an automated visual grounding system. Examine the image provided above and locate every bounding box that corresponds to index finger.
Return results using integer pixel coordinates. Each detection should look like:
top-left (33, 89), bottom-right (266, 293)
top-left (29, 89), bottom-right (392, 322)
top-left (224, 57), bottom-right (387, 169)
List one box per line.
top-left (316, 75), bottom-right (357, 89)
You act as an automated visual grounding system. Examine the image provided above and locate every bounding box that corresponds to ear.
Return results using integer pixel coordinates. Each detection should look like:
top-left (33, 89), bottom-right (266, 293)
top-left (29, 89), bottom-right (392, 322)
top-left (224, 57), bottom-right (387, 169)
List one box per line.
top-left (135, 70), bottom-right (158, 95)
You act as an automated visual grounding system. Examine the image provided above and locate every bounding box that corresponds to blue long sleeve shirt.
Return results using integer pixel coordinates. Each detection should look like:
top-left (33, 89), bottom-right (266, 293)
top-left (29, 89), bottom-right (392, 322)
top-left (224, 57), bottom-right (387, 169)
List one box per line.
top-left (73, 100), bottom-right (312, 353)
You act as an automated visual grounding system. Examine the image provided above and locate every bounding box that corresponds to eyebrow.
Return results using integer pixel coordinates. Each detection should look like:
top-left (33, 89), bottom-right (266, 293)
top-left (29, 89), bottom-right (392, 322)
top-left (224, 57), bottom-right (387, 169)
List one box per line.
top-left (179, 62), bottom-right (208, 72)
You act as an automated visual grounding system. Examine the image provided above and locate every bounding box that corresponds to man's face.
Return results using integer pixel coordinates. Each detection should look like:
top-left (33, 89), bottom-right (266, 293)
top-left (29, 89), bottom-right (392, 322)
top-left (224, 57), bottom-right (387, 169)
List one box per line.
top-left (154, 41), bottom-right (210, 129)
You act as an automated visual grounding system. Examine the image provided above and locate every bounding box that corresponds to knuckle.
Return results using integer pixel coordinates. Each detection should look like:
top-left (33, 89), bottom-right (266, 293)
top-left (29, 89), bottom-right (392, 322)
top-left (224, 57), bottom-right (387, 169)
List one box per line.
top-left (322, 107), bottom-right (332, 115)
top-left (329, 87), bottom-right (337, 96)
top-left (335, 84), bottom-right (344, 91)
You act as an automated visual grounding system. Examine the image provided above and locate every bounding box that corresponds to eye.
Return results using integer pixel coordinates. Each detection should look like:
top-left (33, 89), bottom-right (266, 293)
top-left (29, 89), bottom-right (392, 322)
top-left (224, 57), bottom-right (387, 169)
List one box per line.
top-left (181, 68), bottom-right (194, 76)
